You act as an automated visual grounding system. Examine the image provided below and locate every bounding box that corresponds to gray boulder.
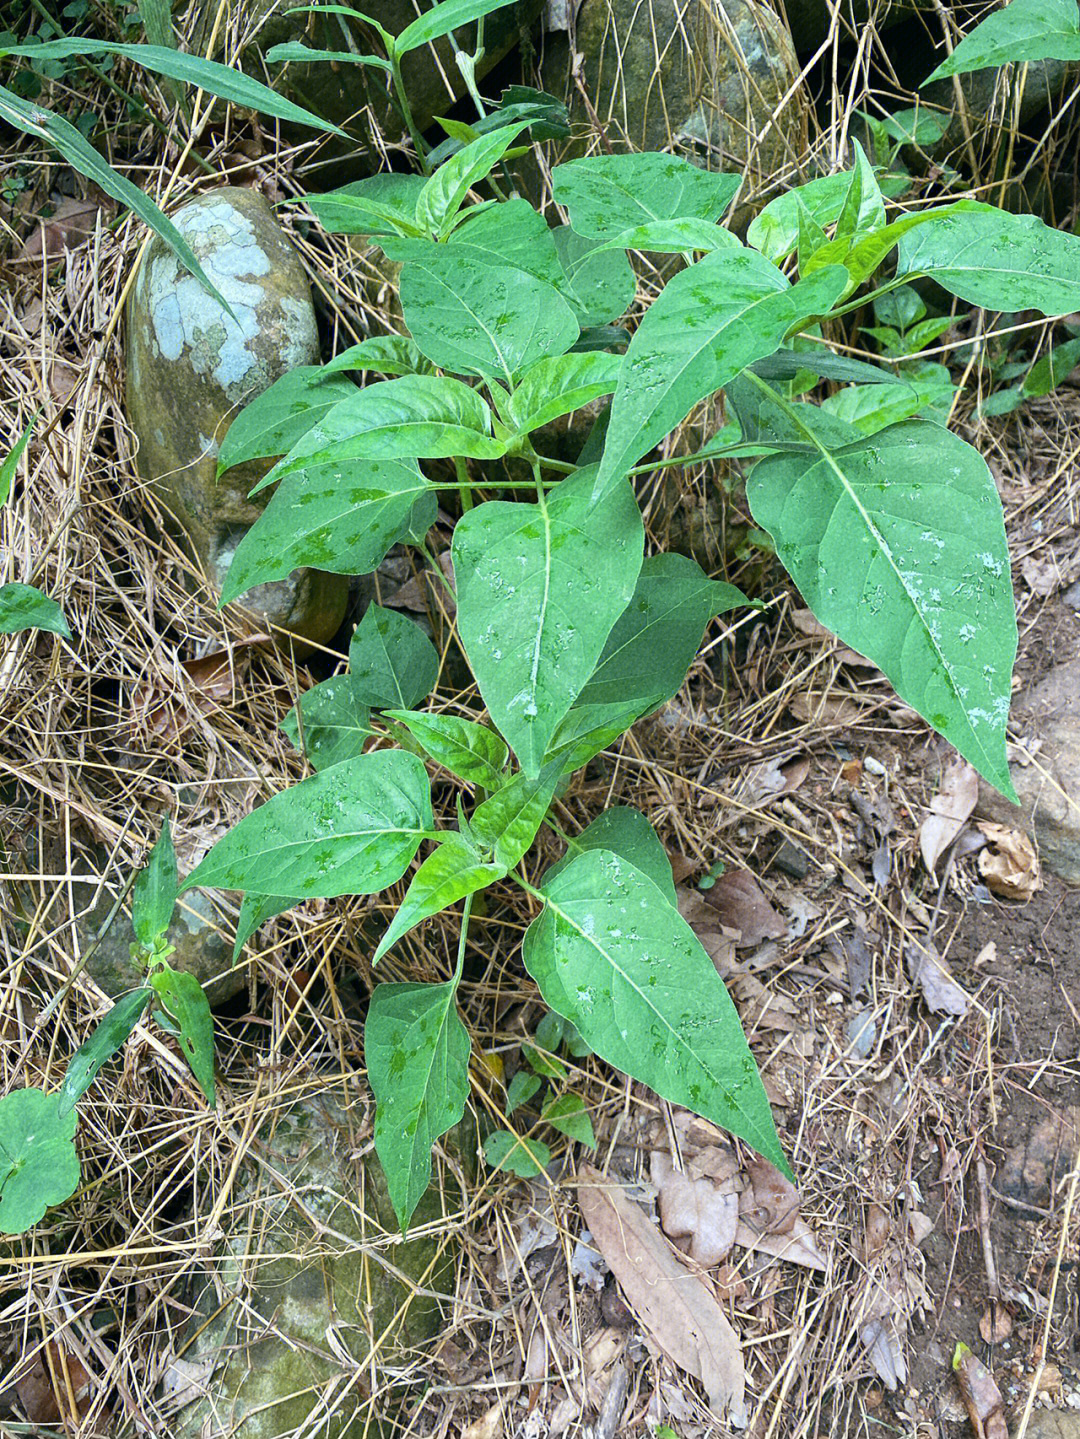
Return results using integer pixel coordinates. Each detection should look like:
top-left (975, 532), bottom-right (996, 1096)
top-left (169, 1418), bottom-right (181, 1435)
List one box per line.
top-left (125, 187), bottom-right (348, 650)
top-left (538, 0), bottom-right (807, 222)
top-left (171, 1091), bottom-right (458, 1439)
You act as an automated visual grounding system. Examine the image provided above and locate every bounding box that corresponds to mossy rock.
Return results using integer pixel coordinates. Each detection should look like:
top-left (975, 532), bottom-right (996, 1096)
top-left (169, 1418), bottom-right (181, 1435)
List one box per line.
top-left (531, 0), bottom-right (807, 227)
top-left (172, 1091), bottom-right (460, 1439)
top-left (192, 0), bottom-right (542, 165)
top-left (125, 187), bottom-right (348, 651)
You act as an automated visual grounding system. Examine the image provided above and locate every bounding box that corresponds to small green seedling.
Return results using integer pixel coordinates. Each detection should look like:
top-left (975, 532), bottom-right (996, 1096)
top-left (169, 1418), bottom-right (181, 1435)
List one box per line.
top-left (0, 821), bottom-right (216, 1233)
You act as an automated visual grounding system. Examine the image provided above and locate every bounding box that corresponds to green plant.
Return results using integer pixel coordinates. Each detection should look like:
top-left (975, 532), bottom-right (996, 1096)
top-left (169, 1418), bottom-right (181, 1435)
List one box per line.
top-left (179, 119), bottom-right (1069, 1230)
top-left (0, 822), bottom-right (215, 1234)
top-left (0, 415), bottom-right (69, 637)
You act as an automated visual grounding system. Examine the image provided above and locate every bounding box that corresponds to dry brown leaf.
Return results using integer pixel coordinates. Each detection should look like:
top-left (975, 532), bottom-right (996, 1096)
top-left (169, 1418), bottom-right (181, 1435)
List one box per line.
top-left (676, 887), bottom-right (737, 974)
top-left (462, 1403), bottom-right (504, 1439)
top-left (789, 692), bottom-right (866, 726)
top-left (734, 1217), bottom-right (827, 1270)
top-left (919, 757), bottom-right (980, 876)
top-left (978, 1302), bottom-right (1013, 1344)
top-left (702, 869), bottom-right (786, 947)
top-left (860, 1311), bottom-right (908, 1391)
top-left (789, 609), bottom-right (878, 667)
top-left (576, 1164), bottom-right (747, 1427)
top-left (741, 1156), bottom-right (800, 1235)
top-left (904, 939), bottom-right (970, 1017)
top-left (952, 1343), bottom-right (1007, 1439)
top-left (131, 639), bottom-right (267, 741)
top-left (20, 196), bottom-right (106, 261)
top-left (1021, 553), bottom-right (1062, 597)
top-left (976, 822), bottom-right (1042, 899)
top-left (651, 1150), bottom-right (739, 1267)
top-left (48, 360), bottom-right (81, 408)
top-left (13, 1342), bottom-right (94, 1424)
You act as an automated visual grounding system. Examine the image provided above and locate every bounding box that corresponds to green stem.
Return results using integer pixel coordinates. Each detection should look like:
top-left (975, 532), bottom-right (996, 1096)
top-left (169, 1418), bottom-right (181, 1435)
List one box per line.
top-left (389, 50), bottom-right (431, 173)
top-left (453, 893), bottom-right (474, 985)
top-left (455, 455), bottom-right (474, 511)
top-left (418, 538), bottom-right (456, 600)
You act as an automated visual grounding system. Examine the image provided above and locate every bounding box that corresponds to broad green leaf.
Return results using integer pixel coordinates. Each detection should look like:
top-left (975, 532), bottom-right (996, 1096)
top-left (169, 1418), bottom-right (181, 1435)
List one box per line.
top-left (470, 759), bottom-right (562, 869)
top-left (746, 172), bottom-right (853, 263)
top-left (750, 348), bottom-right (905, 386)
top-left (542, 1093), bottom-right (596, 1147)
top-left (0, 84), bottom-right (221, 302)
top-left (233, 892), bottom-right (299, 958)
top-left (543, 696), bottom-right (663, 773)
top-left (723, 375), bottom-right (864, 452)
top-left (297, 175), bottom-right (427, 237)
top-left (1023, 335), bottom-right (1080, 395)
top-left (524, 851), bottom-right (789, 1174)
top-left (373, 834), bottom-right (504, 960)
top-left (349, 605), bottom-right (439, 710)
top-left (821, 362), bottom-right (955, 434)
top-left (452, 465), bottom-right (644, 773)
top-left (897, 205), bottom-right (1080, 314)
top-left (132, 819), bottom-right (177, 947)
top-left (924, 0), bottom-right (1080, 81)
top-left (221, 458), bottom-right (433, 602)
top-left (1, 411), bottom-right (35, 508)
top-left (367, 980), bottom-right (471, 1231)
top-left (59, 989), bottom-right (153, 1118)
top-left (526, 1041), bottom-right (569, 1080)
top-left (588, 218), bottom-right (740, 255)
top-left (384, 710), bottom-right (509, 788)
top-left (394, 0), bottom-right (520, 52)
top-left (832, 139), bottom-right (886, 249)
top-left (504, 353), bottom-right (623, 437)
top-left (265, 40), bottom-right (392, 67)
top-left (0, 1089), bottom-right (80, 1235)
top-left (808, 202), bottom-right (975, 291)
top-left (427, 87), bottom-right (569, 163)
top-left (0, 40), bottom-right (346, 132)
top-left (399, 250), bottom-right (579, 384)
top-left (281, 676), bottom-right (373, 769)
top-left (216, 368), bottom-right (357, 474)
top-left (183, 750), bottom-right (434, 898)
top-left (874, 107), bottom-right (951, 145)
top-left (547, 806), bottom-right (676, 903)
top-left (506, 1070), bottom-right (542, 1112)
top-left (747, 416), bottom-right (1017, 795)
top-left (415, 121), bottom-right (532, 237)
top-left (483, 1129), bottom-right (551, 1176)
top-left (577, 554), bottom-right (746, 709)
top-left (795, 196), bottom-right (830, 270)
top-left (552, 153), bottom-right (739, 239)
top-left (432, 199), bottom-right (568, 291)
top-left (0, 582), bottom-right (70, 638)
top-left (594, 253), bottom-right (848, 493)
top-left (149, 965), bottom-right (216, 1106)
top-left (256, 376), bottom-right (503, 494)
top-left (553, 226), bottom-right (636, 327)
top-left (322, 336), bottom-right (433, 377)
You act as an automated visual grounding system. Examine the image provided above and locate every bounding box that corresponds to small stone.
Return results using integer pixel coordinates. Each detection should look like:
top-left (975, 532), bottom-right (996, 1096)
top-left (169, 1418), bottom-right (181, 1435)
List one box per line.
top-left (1062, 580), bottom-right (1080, 611)
top-left (125, 187), bottom-right (348, 651)
top-left (771, 839), bottom-right (811, 880)
top-left (1015, 1412), bottom-right (1080, 1439)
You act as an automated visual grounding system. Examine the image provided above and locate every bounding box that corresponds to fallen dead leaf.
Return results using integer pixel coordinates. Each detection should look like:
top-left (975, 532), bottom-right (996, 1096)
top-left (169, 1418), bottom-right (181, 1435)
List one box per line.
top-left (651, 1149), bottom-right (739, 1267)
top-left (734, 1157), bottom-right (827, 1270)
top-left (790, 692), bottom-right (866, 727)
top-left (13, 1342), bottom-right (95, 1425)
top-left (1020, 552), bottom-right (1062, 598)
top-left (952, 1342), bottom-right (1007, 1439)
top-left (976, 822), bottom-right (1041, 900)
top-left (576, 1164), bottom-right (748, 1427)
top-left (676, 887), bottom-right (737, 974)
top-left (462, 1403), bottom-right (504, 1439)
top-left (920, 757), bottom-right (980, 876)
top-left (789, 609), bottom-right (878, 667)
top-left (49, 359), bottom-right (81, 408)
top-left (904, 939), bottom-right (970, 1017)
top-left (131, 639), bottom-right (268, 742)
top-left (978, 1301), bottom-right (1013, 1344)
top-left (20, 196), bottom-right (106, 261)
top-left (701, 869), bottom-right (786, 947)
